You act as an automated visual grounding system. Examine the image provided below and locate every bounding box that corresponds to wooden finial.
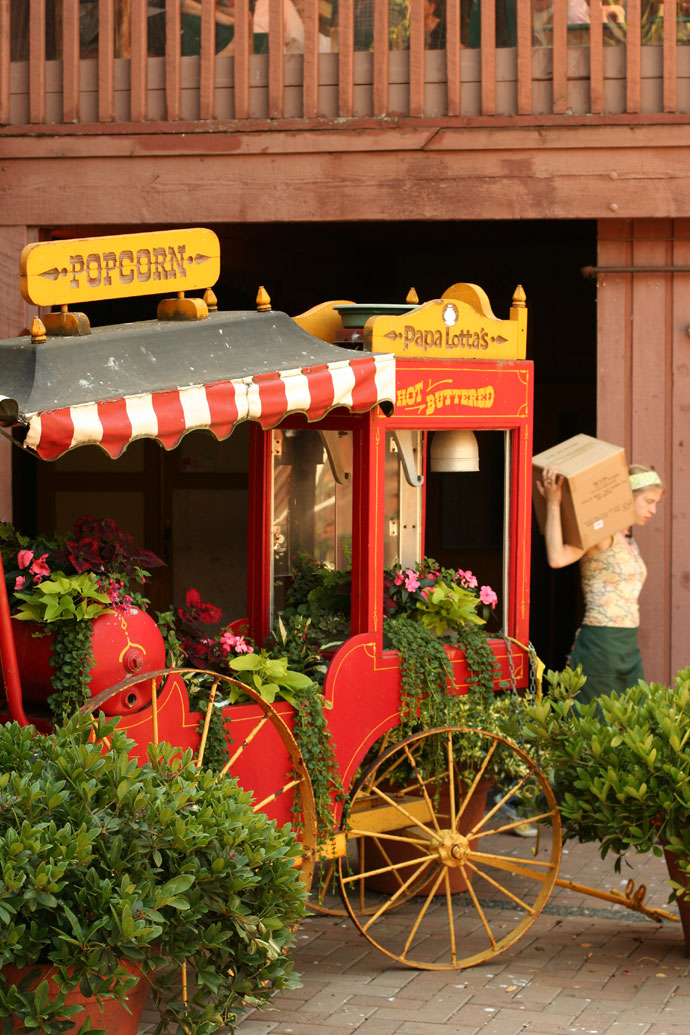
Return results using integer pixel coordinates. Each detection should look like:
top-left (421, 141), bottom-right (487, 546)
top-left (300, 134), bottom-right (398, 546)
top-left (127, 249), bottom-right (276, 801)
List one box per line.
top-left (256, 286), bottom-right (272, 312)
top-left (203, 288), bottom-right (218, 312)
top-left (512, 284), bottom-right (526, 308)
top-left (406, 286), bottom-right (419, 304)
top-left (30, 317), bottom-right (46, 344)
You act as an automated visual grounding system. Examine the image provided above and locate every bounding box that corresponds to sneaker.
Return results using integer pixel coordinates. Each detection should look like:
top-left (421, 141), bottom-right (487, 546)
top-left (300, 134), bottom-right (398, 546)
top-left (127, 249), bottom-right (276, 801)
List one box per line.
top-left (511, 821), bottom-right (538, 838)
top-left (492, 801), bottom-right (538, 838)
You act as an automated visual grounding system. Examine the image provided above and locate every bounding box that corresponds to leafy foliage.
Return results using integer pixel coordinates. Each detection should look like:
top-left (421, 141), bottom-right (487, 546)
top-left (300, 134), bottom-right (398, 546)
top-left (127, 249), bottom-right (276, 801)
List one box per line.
top-left (13, 573), bottom-right (113, 625)
top-left (381, 615), bottom-right (524, 787)
top-left (0, 714), bottom-right (307, 1034)
top-left (521, 665), bottom-right (690, 890)
top-left (415, 579), bottom-right (486, 633)
top-left (47, 622), bottom-right (98, 725)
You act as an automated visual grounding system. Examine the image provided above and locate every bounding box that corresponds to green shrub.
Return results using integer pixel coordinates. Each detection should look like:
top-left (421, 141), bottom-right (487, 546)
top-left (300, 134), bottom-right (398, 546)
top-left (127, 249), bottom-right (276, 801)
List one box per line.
top-left (0, 714), bottom-right (307, 1034)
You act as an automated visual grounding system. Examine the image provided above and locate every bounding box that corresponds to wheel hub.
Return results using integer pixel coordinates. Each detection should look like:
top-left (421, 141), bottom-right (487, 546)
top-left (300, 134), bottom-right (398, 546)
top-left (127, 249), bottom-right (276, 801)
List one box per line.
top-left (437, 829), bottom-right (471, 868)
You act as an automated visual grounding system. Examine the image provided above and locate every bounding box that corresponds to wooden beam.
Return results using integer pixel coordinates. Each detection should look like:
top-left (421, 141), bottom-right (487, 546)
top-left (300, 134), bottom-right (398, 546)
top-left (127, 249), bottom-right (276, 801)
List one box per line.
top-left (130, 0), bottom-right (148, 122)
top-left (515, 0), bottom-right (531, 116)
top-left (626, 0), bottom-right (641, 114)
top-left (589, 0), bottom-right (604, 115)
top-left (0, 0), bottom-right (10, 125)
top-left (663, 0), bottom-right (678, 114)
top-left (268, 0), bottom-right (285, 118)
top-left (234, 0), bottom-right (250, 119)
top-left (165, 0), bottom-right (181, 121)
top-left (29, 0), bottom-right (46, 125)
top-left (62, 0), bottom-right (80, 123)
top-left (302, 0), bottom-right (319, 118)
top-left (409, 0), bottom-right (424, 117)
top-left (200, 0), bottom-right (216, 120)
top-left (445, 0), bottom-right (460, 117)
top-left (479, 0), bottom-right (495, 116)
top-left (99, 0), bottom-right (116, 122)
top-left (552, 0), bottom-right (567, 115)
top-left (338, 0), bottom-right (354, 117)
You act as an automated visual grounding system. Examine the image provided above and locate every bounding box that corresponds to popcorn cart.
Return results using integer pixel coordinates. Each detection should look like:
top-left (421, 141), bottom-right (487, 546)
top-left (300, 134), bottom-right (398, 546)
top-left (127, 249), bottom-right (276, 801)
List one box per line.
top-left (0, 229), bottom-right (675, 974)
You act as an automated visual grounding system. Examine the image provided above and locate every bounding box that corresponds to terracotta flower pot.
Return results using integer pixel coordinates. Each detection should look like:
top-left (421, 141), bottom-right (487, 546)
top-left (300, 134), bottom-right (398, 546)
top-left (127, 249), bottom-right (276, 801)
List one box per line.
top-left (663, 848), bottom-right (690, 955)
top-left (362, 780), bottom-right (490, 897)
top-left (2, 962), bottom-right (148, 1034)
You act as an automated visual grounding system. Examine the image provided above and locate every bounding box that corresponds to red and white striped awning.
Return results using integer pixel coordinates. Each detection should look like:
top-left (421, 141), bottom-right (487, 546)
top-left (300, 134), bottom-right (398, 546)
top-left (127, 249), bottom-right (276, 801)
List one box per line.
top-left (24, 354), bottom-right (394, 460)
top-left (1, 311), bottom-right (396, 461)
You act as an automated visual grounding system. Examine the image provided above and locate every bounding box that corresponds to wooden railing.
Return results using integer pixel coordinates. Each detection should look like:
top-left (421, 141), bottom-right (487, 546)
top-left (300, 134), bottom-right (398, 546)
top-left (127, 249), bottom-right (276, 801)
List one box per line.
top-left (1, 0), bottom-right (688, 128)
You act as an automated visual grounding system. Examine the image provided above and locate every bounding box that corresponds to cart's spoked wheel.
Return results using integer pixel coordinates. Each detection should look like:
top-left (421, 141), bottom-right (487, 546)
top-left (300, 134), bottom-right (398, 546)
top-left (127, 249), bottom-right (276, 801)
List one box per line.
top-left (307, 730), bottom-right (424, 918)
top-left (82, 668), bottom-right (317, 891)
top-left (337, 726), bottom-right (561, 970)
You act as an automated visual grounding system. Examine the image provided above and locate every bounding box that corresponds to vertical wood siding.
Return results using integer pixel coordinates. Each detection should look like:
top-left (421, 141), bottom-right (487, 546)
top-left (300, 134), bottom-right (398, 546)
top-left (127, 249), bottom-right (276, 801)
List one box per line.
top-left (597, 218), bottom-right (690, 684)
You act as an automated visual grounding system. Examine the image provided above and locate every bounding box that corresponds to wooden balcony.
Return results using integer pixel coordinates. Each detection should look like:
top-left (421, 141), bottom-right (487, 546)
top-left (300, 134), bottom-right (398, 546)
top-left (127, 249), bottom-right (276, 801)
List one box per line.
top-left (1, 0), bottom-right (689, 131)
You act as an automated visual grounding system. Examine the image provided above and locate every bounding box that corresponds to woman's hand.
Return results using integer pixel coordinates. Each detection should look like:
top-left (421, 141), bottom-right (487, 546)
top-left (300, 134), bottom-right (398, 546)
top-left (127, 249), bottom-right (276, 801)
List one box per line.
top-left (537, 465), bottom-right (585, 568)
top-left (536, 464), bottom-right (564, 504)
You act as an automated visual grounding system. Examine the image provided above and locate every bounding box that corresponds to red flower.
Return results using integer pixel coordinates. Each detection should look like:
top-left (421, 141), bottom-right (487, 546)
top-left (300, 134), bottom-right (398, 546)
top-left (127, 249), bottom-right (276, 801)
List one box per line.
top-left (30, 553), bottom-right (51, 577)
top-left (17, 549), bottom-right (33, 570)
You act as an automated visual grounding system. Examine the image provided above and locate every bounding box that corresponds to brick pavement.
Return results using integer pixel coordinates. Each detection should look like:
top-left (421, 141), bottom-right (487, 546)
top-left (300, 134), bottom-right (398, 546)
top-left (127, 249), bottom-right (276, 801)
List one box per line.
top-left (137, 836), bottom-right (690, 1034)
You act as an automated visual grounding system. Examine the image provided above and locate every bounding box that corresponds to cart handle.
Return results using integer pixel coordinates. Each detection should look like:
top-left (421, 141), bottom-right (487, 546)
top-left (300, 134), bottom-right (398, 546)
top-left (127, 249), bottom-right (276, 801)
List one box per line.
top-left (504, 637), bottom-right (545, 702)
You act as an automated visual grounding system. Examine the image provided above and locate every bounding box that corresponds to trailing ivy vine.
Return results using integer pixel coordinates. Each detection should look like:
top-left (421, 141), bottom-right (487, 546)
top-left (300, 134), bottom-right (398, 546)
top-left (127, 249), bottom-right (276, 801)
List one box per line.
top-left (291, 686), bottom-right (346, 844)
top-left (382, 614), bottom-right (525, 788)
top-left (47, 621), bottom-right (96, 723)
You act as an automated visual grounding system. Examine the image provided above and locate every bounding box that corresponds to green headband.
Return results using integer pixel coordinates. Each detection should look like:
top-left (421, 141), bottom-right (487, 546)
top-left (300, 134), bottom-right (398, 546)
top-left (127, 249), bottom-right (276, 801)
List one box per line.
top-left (629, 471), bottom-right (662, 491)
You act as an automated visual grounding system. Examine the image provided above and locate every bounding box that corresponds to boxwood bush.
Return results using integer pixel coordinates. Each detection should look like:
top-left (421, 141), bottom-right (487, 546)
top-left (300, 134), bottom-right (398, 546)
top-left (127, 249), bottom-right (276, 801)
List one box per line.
top-left (0, 714), bottom-right (307, 1034)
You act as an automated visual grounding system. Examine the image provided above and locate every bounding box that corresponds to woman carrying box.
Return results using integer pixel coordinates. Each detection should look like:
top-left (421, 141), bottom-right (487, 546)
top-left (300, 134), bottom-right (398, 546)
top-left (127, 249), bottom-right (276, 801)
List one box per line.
top-left (536, 463), bottom-right (664, 705)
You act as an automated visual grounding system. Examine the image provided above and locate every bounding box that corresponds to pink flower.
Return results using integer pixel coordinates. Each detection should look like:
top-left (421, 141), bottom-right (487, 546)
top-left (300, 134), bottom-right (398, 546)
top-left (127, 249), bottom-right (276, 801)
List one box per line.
top-left (220, 632), bottom-right (254, 655)
top-left (17, 550), bottom-right (33, 570)
top-left (404, 572), bottom-right (420, 592)
top-left (480, 585), bottom-right (498, 609)
top-left (14, 575), bottom-right (25, 591)
top-left (394, 571), bottom-right (404, 586)
top-left (30, 553), bottom-right (50, 577)
top-left (463, 570), bottom-right (478, 589)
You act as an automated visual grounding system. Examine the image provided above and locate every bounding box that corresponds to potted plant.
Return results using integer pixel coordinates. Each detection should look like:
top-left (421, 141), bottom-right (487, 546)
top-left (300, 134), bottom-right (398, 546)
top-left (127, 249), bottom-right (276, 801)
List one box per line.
top-left (156, 588), bottom-right (346, 847)
top-left (0, 711), bottom-right (307, 1034)
top-left (521, 665), bottom-right (690, 951)
top-left (0, 517), bottom-right (165, 722)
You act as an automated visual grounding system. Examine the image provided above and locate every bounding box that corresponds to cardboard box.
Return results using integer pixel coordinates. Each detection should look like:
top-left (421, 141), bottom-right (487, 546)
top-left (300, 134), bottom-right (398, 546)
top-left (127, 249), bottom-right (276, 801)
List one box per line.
top-left (532, 434), bottom-right (635, 551)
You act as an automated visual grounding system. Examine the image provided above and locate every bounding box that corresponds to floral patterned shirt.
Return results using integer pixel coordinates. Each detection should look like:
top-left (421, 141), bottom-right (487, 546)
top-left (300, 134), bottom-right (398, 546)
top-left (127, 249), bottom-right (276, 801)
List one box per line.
top-left (579, 532), bottom-right (646, 628)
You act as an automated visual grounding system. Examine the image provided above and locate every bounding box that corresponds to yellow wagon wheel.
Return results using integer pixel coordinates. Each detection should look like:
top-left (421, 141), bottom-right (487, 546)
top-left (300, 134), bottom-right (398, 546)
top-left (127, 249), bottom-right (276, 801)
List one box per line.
top-left (337, 725), bottom-right (561, 970)
top-left (81, 668), bottom-right (318, 891)
top-left (307, 731), bottom-right (428, 918)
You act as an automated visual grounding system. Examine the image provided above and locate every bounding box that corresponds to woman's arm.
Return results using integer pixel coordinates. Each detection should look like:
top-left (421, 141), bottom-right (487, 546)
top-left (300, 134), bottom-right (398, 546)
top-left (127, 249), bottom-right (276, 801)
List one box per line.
top-left (536, 464), bottom-right (586, 568)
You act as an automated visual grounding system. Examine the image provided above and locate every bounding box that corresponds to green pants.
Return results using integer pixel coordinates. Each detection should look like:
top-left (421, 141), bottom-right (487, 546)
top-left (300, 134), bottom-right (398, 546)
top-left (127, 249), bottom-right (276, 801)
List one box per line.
top-left (569, 625), bottom-right (644, 706)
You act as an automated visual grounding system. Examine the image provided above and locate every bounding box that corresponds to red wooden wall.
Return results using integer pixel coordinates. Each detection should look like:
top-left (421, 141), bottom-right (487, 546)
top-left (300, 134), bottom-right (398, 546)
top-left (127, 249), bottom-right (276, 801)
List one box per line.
top-left (597, 217), bottom-right (690, 683)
